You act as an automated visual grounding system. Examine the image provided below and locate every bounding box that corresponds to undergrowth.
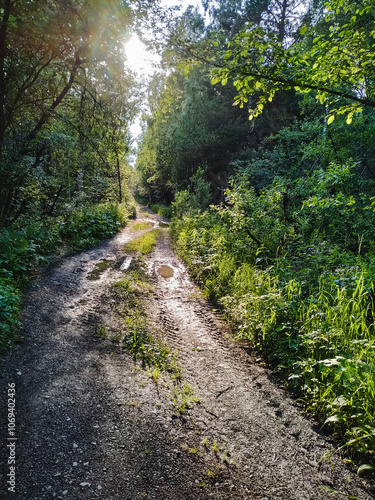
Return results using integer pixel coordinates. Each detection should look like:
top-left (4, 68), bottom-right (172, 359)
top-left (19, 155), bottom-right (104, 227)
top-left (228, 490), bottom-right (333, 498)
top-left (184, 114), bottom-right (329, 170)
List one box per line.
top-left (0, 201), bottom-right (134, 352)
top-left (170, 173), bottom-right (375, 472)
top-left (149, 203), bottom-right (172, 219)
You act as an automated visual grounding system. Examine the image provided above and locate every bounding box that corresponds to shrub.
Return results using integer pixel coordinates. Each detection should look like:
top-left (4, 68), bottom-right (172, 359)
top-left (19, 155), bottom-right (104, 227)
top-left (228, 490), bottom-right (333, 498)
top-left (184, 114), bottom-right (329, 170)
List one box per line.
top-left (0, 278), bottom-right (21, 351)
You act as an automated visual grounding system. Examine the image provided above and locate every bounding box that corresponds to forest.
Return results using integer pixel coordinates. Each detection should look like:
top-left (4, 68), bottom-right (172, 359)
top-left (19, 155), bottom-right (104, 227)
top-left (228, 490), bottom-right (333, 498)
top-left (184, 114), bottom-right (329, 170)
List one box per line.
top-left (0, 0), bottom-right (139, 345)
top-left (135, 0), bottom-right (375, 470)
top-left (1, 0), bottom-right (375, 474)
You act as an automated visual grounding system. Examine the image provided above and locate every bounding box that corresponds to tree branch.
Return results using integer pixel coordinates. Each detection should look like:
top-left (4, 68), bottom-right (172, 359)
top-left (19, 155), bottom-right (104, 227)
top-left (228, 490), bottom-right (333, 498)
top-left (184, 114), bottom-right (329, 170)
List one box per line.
top-left (20, 54), bottom-right (82, 154)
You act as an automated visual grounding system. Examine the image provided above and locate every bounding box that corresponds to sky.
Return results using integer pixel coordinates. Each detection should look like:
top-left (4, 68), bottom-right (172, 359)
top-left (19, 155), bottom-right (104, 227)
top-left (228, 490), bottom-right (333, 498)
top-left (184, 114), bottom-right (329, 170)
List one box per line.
top-left (124, 0), bottom-right (204, 145)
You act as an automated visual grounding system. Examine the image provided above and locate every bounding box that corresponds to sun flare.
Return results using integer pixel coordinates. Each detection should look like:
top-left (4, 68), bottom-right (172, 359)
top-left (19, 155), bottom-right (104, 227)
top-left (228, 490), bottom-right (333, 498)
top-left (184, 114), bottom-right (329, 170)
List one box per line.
top-left (123, 35), bottom-right (160, 75)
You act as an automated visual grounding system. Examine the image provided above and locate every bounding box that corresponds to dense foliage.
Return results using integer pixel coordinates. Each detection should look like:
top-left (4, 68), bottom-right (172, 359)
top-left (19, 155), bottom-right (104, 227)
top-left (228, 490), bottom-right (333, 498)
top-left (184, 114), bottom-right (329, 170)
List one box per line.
top-left (0, 0), bottom-right (147, 350)
top-left (2, 0), bottom-right (375, 474)
top-left (136, 0), bottom-right (375, 470)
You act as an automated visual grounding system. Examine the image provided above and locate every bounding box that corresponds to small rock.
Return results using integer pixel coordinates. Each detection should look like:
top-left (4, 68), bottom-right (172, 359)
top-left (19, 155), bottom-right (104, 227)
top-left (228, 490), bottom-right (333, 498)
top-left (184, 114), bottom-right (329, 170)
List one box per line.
top-left (79, 482), bottom-right (91, 487)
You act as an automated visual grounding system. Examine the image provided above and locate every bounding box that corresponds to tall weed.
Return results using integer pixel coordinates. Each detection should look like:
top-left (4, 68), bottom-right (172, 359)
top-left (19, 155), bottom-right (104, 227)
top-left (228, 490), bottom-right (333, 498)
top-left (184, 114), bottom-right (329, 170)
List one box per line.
top-left (172, 204), bottom-right (375, 465)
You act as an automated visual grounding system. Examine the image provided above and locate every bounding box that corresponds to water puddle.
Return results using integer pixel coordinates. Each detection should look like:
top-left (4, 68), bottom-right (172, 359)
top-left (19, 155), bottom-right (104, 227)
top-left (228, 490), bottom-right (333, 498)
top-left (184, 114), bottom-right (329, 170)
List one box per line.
top-left (157, 265), bottom-right (174, 279)
top-left (86, 259), bottom-right (116, 280)
top-left (120, 256), bottom-right (133, 271)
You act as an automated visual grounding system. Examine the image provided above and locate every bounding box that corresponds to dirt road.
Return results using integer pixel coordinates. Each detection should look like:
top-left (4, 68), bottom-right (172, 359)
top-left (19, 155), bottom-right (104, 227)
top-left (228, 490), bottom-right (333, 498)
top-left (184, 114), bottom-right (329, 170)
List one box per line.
top-left (0, 207), bottom-right (374, 499)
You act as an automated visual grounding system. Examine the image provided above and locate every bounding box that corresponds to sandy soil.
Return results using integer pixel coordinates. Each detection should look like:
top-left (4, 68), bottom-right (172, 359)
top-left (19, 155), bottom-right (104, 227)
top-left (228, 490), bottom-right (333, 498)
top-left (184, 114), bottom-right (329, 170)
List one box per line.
top-left (0, 206), bottom-right (374, 500)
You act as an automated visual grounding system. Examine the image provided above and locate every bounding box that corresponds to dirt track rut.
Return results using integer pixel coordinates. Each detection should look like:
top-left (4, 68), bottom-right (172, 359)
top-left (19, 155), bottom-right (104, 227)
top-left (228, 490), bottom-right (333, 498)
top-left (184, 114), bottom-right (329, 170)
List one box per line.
top-left (0, 207), bottom-right (374, 499)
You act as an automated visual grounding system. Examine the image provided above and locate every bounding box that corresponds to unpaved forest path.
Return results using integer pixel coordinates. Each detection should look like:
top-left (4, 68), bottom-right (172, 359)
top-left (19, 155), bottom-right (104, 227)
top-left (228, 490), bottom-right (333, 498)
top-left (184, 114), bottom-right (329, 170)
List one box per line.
top-left (0, 206), bottom-right (374, 500)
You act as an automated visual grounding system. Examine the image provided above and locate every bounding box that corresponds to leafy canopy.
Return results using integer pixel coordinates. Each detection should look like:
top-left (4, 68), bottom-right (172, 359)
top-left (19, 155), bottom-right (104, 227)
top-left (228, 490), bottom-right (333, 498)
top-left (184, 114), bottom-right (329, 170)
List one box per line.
top-left (210, 0), bottom-right (375, 123)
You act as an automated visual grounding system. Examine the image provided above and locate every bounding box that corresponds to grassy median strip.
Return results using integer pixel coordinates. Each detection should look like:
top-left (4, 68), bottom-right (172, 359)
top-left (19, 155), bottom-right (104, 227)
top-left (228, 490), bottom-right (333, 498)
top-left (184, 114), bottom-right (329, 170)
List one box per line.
top-left (124, 228), bottom-right (162, 255)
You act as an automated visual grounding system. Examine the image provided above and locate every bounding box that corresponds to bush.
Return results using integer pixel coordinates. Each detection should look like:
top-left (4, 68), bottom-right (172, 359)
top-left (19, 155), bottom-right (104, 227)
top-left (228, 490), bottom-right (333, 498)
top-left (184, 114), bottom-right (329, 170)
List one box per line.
top-left (171, 180), bottom-right (375, 465)
top-left (0, 200), bottom-right (133, 351)
top-left (149, 203), bottom-right (172, 218)
top-left (0, 278), bottom-right (21, 351)
top-left (59, 202), bottom-right (129, 250)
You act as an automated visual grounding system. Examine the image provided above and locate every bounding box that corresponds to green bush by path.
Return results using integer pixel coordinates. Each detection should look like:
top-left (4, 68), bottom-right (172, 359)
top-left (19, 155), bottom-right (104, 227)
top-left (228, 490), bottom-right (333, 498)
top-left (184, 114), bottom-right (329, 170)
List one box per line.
top-left (0, 201), bottom-right (134, 352)
top-left (149, 203), bottom-right (172, 219)
top-left (59, 202), bottom-right (130, 250)
top-left (171, 184), bottom-right (375, 469)
top-left (0, 278), bottom-right (21, 351)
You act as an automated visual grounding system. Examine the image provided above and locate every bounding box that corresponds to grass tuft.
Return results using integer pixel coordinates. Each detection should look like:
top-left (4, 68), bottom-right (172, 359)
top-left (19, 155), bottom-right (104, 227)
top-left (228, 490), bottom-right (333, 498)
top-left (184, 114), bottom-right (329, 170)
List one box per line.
top-left (125, 229), bottom-right (162, 255)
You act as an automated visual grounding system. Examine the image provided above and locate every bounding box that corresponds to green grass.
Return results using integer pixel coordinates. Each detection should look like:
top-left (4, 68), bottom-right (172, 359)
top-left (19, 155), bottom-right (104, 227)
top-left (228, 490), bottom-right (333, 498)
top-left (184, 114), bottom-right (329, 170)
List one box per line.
top-left (110, 263), bottom-right (182, 383)
top-left (125, 229), bottom-right (162, 255)
top-left (171, 209), bottom-right (375, 469)
top-left (172, 380), bottom-right (200, 415)
top-left (130, 222), bottom-right (154, 232)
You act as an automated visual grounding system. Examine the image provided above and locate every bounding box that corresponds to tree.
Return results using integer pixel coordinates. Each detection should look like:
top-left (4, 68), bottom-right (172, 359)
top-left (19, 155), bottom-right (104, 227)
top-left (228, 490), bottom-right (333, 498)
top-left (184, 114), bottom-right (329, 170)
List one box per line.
top-left (209, 0), bottom-right (375, 123)
top-left (0, 0), bottom-right (135, 224)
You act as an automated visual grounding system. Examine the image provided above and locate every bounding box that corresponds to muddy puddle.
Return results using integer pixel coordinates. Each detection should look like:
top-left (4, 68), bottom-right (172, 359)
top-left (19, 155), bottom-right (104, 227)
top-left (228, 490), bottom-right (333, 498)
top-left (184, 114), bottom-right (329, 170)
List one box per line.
top-left (86, 259), bottom-right (116, 280)
top-left (120, 256), bottom-right (133, 271)
top-left (157, 265), bottom-right (174, 278)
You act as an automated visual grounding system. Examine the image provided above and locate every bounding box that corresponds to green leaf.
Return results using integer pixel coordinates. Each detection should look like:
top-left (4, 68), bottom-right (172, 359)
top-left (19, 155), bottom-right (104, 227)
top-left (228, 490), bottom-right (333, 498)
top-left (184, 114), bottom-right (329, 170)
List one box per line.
top-left (222, 78), bottom-right (228, 86)
top-left (300, 25), bottom-right (307, 35)
top-left (357, 464), bottom-right (374, 475)
top-left (327, 115), bottom-right (335, 125)
top-left (324, 415), bottom-right (341, 424)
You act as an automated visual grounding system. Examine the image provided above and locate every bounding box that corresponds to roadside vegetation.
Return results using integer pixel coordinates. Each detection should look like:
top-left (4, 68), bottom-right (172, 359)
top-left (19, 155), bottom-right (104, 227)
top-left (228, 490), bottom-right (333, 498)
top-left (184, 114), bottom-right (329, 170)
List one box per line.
top-left (135, 0), bottom-right (375, 473)
top-left (170, 166), bottom-right (375, 469)
top-left (0, 1), bottom-right (140, 352)
top-left (0, 201), bottom-right (135, 352)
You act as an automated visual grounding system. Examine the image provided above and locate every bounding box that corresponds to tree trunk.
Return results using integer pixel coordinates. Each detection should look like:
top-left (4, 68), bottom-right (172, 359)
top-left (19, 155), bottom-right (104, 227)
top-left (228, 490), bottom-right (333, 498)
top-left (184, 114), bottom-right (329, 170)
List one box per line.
top-left (276, 0), bottom-right (288, 44)
top-left (0, 0), bottom-right (11, 155)
top-left (117, 156), bottom-right (122, 203)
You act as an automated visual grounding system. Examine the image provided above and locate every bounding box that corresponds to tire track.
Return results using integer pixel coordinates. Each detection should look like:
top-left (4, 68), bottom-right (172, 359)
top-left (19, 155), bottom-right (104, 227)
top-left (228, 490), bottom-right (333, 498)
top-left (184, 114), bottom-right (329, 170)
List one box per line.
top-left (145, 231), bottom-right (374, 500)
top-left (0, 210), bottom-right (373, 500)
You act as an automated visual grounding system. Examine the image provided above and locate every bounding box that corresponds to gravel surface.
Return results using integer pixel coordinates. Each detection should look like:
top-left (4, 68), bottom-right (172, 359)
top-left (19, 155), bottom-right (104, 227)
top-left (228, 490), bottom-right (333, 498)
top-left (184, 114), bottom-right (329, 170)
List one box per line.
top-left (0, 206), bottom-right (374, 499)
